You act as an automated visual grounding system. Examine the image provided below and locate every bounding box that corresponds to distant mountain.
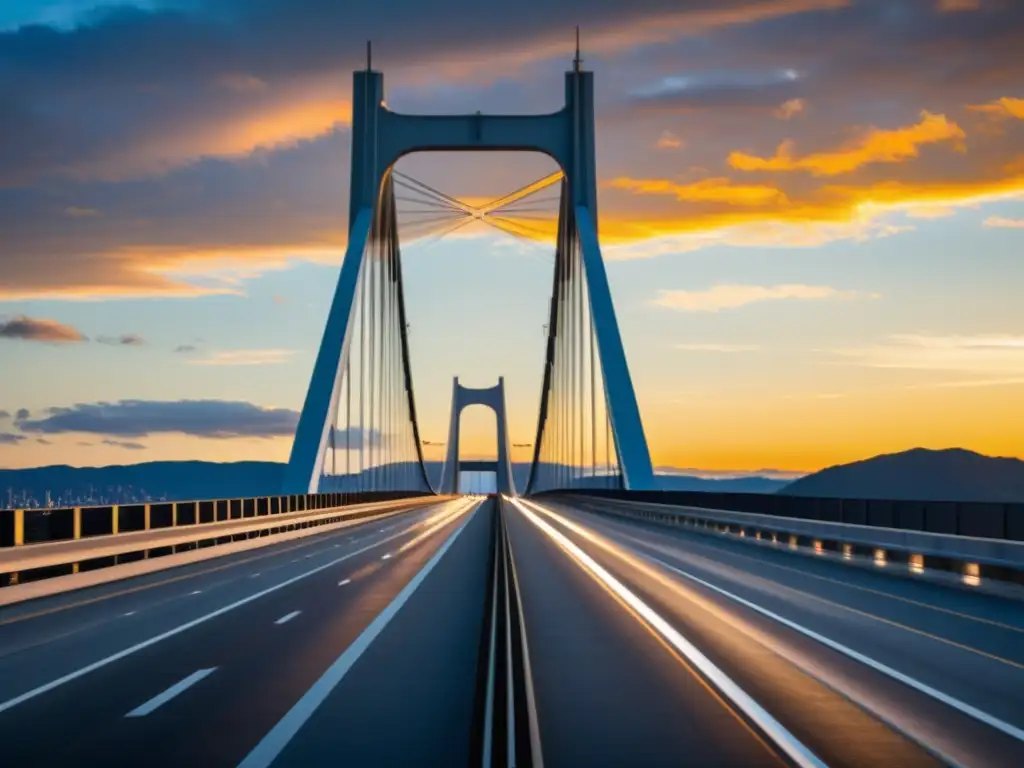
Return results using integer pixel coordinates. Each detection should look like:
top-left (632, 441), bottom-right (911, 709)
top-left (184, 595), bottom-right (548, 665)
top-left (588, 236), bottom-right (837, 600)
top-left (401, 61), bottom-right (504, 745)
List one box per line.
top-left (657, 474), bottom-right (791, 494)
top-left (779, 448), bottom-right (1024, 503)
top-left (1, 459), bottom-right (791, 508)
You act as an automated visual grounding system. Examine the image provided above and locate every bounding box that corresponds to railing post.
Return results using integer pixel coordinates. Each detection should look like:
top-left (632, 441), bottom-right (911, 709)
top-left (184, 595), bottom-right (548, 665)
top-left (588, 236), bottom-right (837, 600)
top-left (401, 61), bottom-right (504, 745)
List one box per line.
top-left (111, 505), bottom-right (119, 535)
top-left (144, 503), bottom-right (151, 530)
top-left (14, 508), bottom-right (25, 546)
top-left (172, 502), bottom-right (178, 527)
top-left (73, 507), bottom-right (82, 540)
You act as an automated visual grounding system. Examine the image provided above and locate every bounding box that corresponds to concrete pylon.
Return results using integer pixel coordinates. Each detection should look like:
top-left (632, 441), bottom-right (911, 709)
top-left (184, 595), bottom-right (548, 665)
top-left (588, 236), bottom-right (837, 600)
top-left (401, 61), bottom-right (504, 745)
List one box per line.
top-left (439, 377), bottom-right (516, 496)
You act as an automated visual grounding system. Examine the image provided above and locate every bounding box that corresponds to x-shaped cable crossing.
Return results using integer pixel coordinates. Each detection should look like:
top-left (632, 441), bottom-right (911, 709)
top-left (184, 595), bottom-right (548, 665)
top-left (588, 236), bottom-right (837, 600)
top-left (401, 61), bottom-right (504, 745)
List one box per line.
top-left (392, 169), bottom-right (563, 247)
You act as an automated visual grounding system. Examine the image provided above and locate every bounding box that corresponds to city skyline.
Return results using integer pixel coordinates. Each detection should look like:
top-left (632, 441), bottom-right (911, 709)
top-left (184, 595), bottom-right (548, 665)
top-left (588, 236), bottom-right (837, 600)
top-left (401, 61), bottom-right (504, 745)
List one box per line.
top-left (1, 0), bottom-right (1023, 474)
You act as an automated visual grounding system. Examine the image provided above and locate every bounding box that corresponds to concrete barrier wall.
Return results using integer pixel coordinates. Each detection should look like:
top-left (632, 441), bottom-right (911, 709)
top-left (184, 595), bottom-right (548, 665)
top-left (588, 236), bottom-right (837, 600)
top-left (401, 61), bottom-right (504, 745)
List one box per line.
top-left (0, 490), bottom-right (432, 548)
top-left (552, 489), bottom-right (1024, 541)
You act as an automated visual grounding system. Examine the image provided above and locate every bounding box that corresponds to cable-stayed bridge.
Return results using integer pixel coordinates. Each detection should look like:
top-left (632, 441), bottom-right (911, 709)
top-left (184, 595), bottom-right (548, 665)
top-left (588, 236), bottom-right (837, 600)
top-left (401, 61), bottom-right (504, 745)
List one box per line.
top-left (1, 56), bottom-right (1023, 768)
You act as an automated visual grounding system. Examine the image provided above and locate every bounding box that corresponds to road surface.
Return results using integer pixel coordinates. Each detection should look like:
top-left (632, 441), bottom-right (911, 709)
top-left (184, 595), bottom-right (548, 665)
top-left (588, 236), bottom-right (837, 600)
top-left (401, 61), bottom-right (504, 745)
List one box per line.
top-left (0, 497), bottom-right (490, 768)
top-left (507, 495), bottom-right (1024, 767)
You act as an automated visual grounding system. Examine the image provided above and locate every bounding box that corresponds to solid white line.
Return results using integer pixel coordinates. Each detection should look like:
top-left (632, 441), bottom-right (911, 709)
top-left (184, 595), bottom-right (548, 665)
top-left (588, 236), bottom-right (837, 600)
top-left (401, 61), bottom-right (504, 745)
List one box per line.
top-left (482, 526), bottom-right (500, 767)
top-left (250, 573), bottom-right (261, 578)
top-left (512, 498), bottom-right (828, 768)
top-left (123, 611), bottom-right (136, 617)
top-left (503, 506), bottom-right (544, 768)
top-left (338, 579), bottom-right (351, 586)
top-left (642, 551), bottom-right (1024, 744)
top-left (274, 611), bottom-right (301, 626)
top-left (381, 553), bottom-right (392, 560)
top-left (235, 502), bottom-right (480, 768)
top-left (125, 668), bottom-right (216, 718)
top-left (189, 590), bottom-right (202, 595)
top-left (0, 505), bottom-right (459, 715)
top-left (504, 541), bottom-right (516, 768)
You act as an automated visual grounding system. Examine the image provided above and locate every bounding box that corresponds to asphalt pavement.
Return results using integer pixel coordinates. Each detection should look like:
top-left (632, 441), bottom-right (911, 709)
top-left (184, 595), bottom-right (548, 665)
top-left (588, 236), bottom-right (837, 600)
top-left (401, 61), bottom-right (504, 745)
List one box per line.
top-left (513, 496), bottom-right (1024, 768)
top-left (0, 496), bottom-right (490, 768)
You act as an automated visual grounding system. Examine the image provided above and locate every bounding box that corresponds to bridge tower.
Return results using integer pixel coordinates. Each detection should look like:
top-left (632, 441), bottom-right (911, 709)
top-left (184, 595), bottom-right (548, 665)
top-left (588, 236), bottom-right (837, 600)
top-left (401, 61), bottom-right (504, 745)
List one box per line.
top-left (439, 378), bottom-right (516, 496)
top-left (283, 45), bottom-right (656, 494)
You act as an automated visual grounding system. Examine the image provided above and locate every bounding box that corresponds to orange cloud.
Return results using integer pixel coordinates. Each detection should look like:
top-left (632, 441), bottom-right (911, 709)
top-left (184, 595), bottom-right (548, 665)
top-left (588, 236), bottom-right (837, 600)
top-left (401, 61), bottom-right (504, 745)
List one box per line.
top-left (69, 89), bottom-right (352, 181)
top-left (607, 176), bottom-right (789, 206)
top-left (728, 111), bottom-right (966, 176)
top-left (968, 97), bottom-right (1024, 120)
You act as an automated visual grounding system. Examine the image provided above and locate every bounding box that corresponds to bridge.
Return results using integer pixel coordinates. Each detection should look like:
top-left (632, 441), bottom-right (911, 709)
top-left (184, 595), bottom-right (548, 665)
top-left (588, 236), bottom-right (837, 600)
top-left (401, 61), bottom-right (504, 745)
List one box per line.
top-left (1, 55), bottom-right (1023, 768)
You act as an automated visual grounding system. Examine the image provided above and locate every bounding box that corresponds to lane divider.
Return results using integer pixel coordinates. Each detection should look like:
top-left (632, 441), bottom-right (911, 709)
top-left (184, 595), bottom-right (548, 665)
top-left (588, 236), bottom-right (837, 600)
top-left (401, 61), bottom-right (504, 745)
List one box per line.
top-left (125, 668), bottom-right (217, 718)
top-left (274, 611), bottom-right (301, 626)
top-left (0, 498), bottom-right (475, 715)
top-left (509, 497), bottom-right (828, 768)
top-left (235, 499), bottom-right (483, 768)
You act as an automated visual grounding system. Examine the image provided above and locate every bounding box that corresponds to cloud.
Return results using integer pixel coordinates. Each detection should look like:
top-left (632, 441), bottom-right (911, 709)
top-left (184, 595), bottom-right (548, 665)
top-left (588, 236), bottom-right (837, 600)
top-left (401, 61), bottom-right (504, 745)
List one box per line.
top-left (775, 98), bottom-right (806, 120)
top-left (0, 0), bottom-right (842, 186)
top-left (101, 439), bottom-right (147, 451)
top-left (64, 206), bottom-right (101, 218)
top-left (1, 0), bottom-right (1024, 301)
top-left (831, 333), bottom-right (1024, 374)
top-left (15, 399), bottom-right (299, 439)
top-left (729, 112), bottom-right (966, 176)
top-left (629, 68), bottom-right (805, 112)
top-left (653, 283), bottom-right (875, 312)
top-left (187, 349), bottom-right (295, 366)
top-left (174, 344), bottom-right (199, 353)
top-left (0, 315), bottom-right (87, 343)
top-left (97, 334), bottom-right (145, 346)
top-left (674, 343), bottom-right (761, 352)
top-left (15, 408), bottom-right (30, 420)
top-left (607, 177), bottom-right (788, 206)
top-left (984, 216), bottom-right (1024, 228)
top-left (0, 410), bottom-right (9, 419)
top-left (655, 131), bottom-right (684, 150)
top-left (968, 97), bottom-right (1024, 121)
top-left (0, 433), bottom-right (26, 445)
top-left (36, 438), bottom-right (52, 445)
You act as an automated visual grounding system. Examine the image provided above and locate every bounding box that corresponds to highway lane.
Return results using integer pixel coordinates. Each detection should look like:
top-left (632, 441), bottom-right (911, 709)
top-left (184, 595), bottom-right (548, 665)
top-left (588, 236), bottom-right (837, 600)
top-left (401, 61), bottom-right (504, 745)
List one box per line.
top-left (524, 496), bottom-right (1024, 767)
top-left (0, 496), bottom-right (491, 768)
top-left (503, 498), bottom-right (794, 767)
top-left (0, 497), bottom-right (445, 662)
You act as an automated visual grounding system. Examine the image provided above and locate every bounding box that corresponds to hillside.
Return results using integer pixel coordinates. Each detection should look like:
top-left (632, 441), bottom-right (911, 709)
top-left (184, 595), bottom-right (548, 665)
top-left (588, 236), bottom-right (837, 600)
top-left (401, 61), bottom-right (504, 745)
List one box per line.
top-left (779, 448), bottom-right (1024, 503)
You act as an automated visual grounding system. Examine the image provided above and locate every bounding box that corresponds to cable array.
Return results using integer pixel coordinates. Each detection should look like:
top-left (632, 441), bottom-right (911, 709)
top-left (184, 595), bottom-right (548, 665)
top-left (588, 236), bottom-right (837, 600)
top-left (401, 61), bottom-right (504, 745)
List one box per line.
top-left (320, 176), bottom-right (431, 493)
top-left (527, 183), bottom-right (622, 492)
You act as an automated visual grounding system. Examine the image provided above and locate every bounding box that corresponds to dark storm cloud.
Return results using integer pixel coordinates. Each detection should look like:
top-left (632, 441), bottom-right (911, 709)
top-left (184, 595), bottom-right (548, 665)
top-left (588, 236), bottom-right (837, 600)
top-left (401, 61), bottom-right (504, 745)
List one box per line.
top-left (15, 399), bottom-right (300, 438)
top-left (0, 433), bottom-right (26, 445)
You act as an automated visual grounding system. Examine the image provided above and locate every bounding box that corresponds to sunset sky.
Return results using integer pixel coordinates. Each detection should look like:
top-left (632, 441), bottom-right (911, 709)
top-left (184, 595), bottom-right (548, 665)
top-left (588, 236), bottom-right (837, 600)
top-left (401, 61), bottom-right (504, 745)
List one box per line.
top-left (1, 0), bottom-right (1022, 475)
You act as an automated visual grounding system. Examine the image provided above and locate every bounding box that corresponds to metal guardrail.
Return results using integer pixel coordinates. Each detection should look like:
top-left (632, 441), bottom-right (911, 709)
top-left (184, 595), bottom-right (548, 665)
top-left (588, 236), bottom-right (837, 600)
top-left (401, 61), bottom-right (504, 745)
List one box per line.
top-left (0, 490), bottom-right (431, 549)
top-left (553, 494), bottom-right (1024, 595)
top-left (559, 489), bottom-right (1024, 541)
top-left (0, 491), bottom-right (437, 589)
